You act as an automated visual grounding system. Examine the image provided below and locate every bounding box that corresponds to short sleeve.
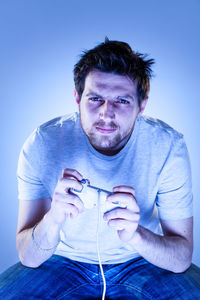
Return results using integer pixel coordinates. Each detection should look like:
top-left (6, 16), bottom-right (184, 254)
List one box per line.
top-left (156, 135), bottom-right (193, 220)
top-left (17, 128), bottom-right (50, 200)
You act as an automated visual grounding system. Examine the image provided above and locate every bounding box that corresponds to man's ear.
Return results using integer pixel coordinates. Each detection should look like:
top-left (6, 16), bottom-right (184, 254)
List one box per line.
top-left (138, 97), bottom-right (148, 117)
top-left (74, 88), bottom-right (81, 105)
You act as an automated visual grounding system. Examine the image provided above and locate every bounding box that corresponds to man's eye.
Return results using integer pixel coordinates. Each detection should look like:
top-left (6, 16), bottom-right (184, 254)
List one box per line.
top-left (117, 99), bottom-right (129, 104)
top-left (89, 97), bottom-right (102, 102)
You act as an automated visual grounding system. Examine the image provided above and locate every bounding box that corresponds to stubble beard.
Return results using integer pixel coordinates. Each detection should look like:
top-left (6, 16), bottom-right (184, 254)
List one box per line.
top-left (81, 122), bottom-right (133, 155)
top-left (80, 113), bottom-right (135, 154)
top-left (87, 130), bottom-right (122, 152)
top-left (80, 118), bottom-right (122, 153)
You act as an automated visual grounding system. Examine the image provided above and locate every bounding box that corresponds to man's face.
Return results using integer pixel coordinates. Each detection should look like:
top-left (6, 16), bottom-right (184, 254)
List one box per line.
top-left (75, 70), bottom-right (148, 155)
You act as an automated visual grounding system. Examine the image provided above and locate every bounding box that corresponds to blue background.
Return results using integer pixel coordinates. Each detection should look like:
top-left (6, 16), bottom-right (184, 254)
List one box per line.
top-left (0, 0), bottom-right (199, 272)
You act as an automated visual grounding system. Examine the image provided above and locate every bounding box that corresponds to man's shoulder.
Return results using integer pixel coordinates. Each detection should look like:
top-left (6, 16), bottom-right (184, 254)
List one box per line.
top-left (140, 115), bottom-right (183, 141)
top-left (34, 112), bottom-right (81, 140)
top-left (23, 112), bottom-right (80, 151)
top-left (38, 112), bottom-right (79, 132)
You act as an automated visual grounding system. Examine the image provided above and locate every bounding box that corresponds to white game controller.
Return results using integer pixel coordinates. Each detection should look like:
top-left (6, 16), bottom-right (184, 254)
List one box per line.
top-left (70, 179), bottom-right (127, 212)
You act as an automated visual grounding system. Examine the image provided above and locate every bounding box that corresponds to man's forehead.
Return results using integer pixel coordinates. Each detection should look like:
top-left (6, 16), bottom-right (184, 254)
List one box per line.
top-left (84, 71), bottom-right (137, 94)
top-left (89, 82), bottom-right (132, 91)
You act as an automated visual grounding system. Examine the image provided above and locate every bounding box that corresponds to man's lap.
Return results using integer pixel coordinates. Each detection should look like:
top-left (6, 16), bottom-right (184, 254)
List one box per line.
top-left (0, 255), bottom-right (200, 299)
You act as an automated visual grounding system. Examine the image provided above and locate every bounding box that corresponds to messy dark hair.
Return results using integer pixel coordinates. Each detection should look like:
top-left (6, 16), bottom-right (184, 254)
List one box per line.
top-left (73, 37), bottom-right (155, 105)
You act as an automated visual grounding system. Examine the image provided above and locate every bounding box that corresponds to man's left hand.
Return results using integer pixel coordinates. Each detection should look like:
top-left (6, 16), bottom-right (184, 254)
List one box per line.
top-left (103, 185), bottom-right (140, 242)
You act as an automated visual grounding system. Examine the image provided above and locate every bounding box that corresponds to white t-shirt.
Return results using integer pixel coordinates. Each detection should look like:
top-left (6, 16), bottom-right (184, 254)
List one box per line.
top-left (17, 112), bottom-right (193, 264)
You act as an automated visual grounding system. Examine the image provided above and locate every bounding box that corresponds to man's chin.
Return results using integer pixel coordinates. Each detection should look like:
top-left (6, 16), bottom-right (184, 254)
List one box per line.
top-left (88, 136), bottom-right (122, 155)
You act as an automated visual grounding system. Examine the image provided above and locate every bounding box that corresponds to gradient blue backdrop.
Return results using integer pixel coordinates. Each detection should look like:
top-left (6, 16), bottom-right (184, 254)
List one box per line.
top-left (0, 0), bottom-right (199, 272)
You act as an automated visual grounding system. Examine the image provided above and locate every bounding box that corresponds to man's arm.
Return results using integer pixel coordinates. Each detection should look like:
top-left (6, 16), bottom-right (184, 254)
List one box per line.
top-left (16, 198), bottom-right (61, 268)
top-left (16, 169), bottom-right (84, 268)
top-left (128, 217), bottom-right (193, 273)
top-left (104, 185), bottom-right (193, 273)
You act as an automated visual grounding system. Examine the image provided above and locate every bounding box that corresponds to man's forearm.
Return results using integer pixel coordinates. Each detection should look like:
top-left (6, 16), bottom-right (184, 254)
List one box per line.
top-left (129, 225), bottom-right (192, 273)
top-left (16, 213), bottom-right (61, 268)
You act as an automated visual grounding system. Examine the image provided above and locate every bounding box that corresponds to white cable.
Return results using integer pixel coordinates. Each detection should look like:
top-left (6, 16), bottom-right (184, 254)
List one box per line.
top-left (96, 189), bottom-right (106, 300)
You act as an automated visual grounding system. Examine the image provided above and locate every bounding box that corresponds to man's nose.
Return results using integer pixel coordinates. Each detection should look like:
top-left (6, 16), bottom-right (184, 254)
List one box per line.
top-left (99, 101), bottom-right (115, 119)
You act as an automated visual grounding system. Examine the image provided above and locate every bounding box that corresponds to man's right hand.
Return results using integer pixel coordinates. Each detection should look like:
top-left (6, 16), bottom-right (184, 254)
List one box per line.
top-left (47, 168), bottom-right (85, 225)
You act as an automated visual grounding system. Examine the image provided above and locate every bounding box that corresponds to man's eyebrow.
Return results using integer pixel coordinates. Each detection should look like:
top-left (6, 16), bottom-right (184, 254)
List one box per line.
top-left (85, 92), bottom-right (102, 97)
top-left (116, 94), bottom-right (134, 101)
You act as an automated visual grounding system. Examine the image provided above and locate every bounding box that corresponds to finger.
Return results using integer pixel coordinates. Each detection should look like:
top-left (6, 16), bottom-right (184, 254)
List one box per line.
top-left (107, 218), bottom-right (138, 231)
top-left (51, 198), bottom-right (80, 219)
top-left (54, 192), bottom-right (84, 212)
top-left (107, 193), bottom-right (139, 212)
top-left (57, 177), bottom-right (83, 193)
top-left (118, 227), bottom-right (138, 242)
top-left (64, 203), bottom-right (79, 218)
top-left (62, 168), bottom-right (83, 181)
top-left (113, 185), bottom-right (136, 197)
top-left (50, 201), bottom-right (80, 223)
top-left (104, 208), bottom-right (140, 222)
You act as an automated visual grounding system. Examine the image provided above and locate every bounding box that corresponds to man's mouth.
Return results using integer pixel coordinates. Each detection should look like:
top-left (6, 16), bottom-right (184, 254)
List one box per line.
top-left (95, 127), bottom-right (117, 134)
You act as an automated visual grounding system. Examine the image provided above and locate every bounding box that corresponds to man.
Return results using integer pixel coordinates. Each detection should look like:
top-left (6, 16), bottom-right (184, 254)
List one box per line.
top-left (0, 38), bottom-right (200, 299)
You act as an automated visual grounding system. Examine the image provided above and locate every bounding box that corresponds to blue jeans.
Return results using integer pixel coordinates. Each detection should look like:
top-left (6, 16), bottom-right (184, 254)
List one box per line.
top-left (0, 255), bottom-right (200, 299)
